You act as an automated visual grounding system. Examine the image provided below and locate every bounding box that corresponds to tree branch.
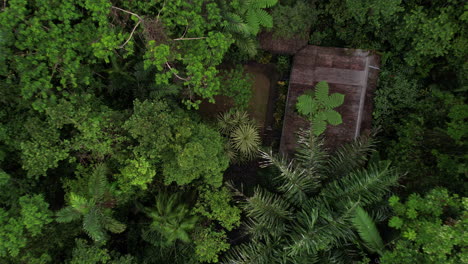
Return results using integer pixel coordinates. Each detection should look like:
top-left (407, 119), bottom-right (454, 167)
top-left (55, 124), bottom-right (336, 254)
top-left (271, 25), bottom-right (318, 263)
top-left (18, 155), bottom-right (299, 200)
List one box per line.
top-left (172, 24), bottom-right (207, 41)
top-left (111, 6), bottom-right (144, 48)
top-left (156, 0), bottom-right (166, 22)
top-left (165, 62), bottom-right (190, 81)
top-left (119, 20), bottom-right (141, 48)
top-left (111, 6), bottom-right (143, 20)
top-left (173, 37), bottom-right (207, 41)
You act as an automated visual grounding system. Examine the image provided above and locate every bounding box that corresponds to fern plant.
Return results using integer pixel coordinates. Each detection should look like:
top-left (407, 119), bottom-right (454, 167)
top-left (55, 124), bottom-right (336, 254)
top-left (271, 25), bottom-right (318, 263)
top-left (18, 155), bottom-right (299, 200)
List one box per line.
top-left (56, 164), bottom-right (126, 242)
top-left (296, 81), bottom-right (345, 136)
top-left (217, 110), bottom-right (261, 163)
top-left (223, 0), bottom-right (278, 56)
top-left (224, 129), bottom-right (399, 263)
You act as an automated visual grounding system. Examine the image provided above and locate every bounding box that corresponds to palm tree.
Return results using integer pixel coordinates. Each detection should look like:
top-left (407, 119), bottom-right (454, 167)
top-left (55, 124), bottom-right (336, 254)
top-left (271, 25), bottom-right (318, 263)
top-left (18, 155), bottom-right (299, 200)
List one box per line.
top-left (217, 110), bottom-right (261, 163)
top-left (224, 129), bottom-right (399, 263)
top-left (142, 192), bottom-right (199, 246)
top-left (56, 164), bottom-right (125, 242)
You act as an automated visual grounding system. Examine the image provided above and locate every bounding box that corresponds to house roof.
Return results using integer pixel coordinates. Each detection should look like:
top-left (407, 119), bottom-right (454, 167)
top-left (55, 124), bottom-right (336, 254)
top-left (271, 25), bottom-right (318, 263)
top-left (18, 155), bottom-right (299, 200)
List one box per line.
top-left (279, 45), bottom-right (380, 156)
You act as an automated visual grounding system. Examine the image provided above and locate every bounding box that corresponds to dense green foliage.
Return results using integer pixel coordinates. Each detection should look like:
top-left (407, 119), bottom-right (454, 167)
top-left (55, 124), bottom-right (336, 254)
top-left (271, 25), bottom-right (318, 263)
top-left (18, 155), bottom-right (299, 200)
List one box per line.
top-left (0, 0), bottom-right (257, 262)
top-left (381, 189), bottom-right (467, 263)
top-left (0, 0), bottom-right (465, 263)
top-left (270, 0), bottom-right (314, 39)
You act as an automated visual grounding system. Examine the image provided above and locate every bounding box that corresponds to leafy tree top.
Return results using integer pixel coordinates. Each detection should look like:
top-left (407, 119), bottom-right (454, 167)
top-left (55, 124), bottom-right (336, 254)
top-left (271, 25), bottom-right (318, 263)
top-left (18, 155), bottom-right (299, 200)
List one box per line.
top-left (381, 188), bottom-right (467, 264)
top-left (123, 99), bottom-right (229, 187)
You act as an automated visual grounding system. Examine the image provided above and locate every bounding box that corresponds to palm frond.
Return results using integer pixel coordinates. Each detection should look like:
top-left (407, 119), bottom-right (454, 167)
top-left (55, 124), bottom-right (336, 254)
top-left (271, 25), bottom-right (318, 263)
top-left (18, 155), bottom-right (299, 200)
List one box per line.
top-left (218, 112), bottom-right (235, 135)
top-left (83, 207), bottom-right (106, 241)
top-left (351, 206), bottom-right (384, 255)
top-left (368, 201), bottom-right (393, 222)
top-left (286, 203), bottom-right (358, 257)
top-left (260, 149), bottom-right (319, 207)
top-left (69, 193), bottom-right (90, 214)
top-left (250, 0), bottom-right (278, 9)
top-left (246, 9), bottom-right (260, 35)
top-left (150, 84), bottom-right (182, 99)
top-left (56, 206), bottom-right (81, 223)
top-left (224, 13), bottom-right (251, 36)
top-left (325, 133), bottom-right (376, 179)
top-left (101, 213), bottom-right (126, 234)
top-left (222, 238), bottom-right (283, 264)
top-left (317, 246), bottom-right (362, 264)
top-left (147, 192), bottom-right (198, 244)
top-left (88, 163), bottom-right (108, 199)
top-left (141, 228), bottom-right (164, 247)
top-left (294, 129), bottom-right (329, 180)
top-left (224, 141), bottom-right (239, 163)
top-left (256, 9), bottom-right (273, 28)
top-left (242, 218), bottom-right (270, 240)
top-left (218, 110), bottom-right (252, 135)
top-left (320, 161), bottom-right (400, 208)
top-left (244, 187), bottom-right (292, 238)
top-left (235, 37), bottom-right (258, 57)
top-left (231, 123), bottom-right (261, 160)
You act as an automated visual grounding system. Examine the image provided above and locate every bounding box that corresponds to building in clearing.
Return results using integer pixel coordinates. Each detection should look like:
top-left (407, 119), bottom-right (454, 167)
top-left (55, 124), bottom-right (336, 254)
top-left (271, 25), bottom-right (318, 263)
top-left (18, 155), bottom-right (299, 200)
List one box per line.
top-left (274, 45), bottom-right (381, 156)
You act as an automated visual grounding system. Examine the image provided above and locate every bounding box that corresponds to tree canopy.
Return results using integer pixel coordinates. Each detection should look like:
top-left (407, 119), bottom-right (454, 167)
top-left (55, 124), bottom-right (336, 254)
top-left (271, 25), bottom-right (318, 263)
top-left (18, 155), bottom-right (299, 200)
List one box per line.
top-left (0, 0), bottom-right (465, 263)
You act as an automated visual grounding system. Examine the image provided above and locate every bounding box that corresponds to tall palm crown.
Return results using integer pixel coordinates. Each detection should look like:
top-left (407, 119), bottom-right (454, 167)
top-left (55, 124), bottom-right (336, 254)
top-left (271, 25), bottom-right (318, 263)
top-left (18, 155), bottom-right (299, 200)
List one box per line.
top-left (218, 110), bottom-right (261, 163)
top-left (56, 164), bottom-right (125, 242)
top-left (224, 129), bottom-right (400, 263)
top-left (143, 192), bottom-right (198, 246)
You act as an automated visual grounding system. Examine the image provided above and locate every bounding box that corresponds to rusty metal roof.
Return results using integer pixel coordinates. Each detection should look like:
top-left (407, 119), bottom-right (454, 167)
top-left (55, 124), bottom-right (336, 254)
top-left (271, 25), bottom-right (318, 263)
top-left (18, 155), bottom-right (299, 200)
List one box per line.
top-left (279, 45), bottom-right (380, 156)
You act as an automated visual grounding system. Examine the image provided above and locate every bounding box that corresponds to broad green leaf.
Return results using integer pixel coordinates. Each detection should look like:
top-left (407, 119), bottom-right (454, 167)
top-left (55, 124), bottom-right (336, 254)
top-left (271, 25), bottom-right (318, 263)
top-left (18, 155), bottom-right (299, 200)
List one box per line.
top-left (296, 94), bottom-right (314, 116)
top-left (83, 208), bottom-right (105, 241)
top-left (56, 206), bottom-right (81, 223)
top-left (246, 9), bottom-right (260, 35)
top-left (70, 193), bottom-right (90, 214)
top-left (256, 9), bottom-right (273, 28)
top-left (316, 111), bottom-right (327, 120)
top-left (88, 164), bottom-right (108, 199)
top-left (326, 93), bottom-right (345, 108)
top-left (312, 118), bottom-right (327, 136)
top-left (101, 215), bottom-right (126, 234)
top-left (315, 81), bottom-right (330, 103)
top-left (323, 110), bottom-right (343, 125)
top-left (252, 0), bottom-right (278, 8)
